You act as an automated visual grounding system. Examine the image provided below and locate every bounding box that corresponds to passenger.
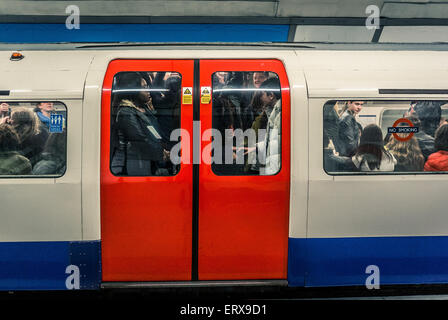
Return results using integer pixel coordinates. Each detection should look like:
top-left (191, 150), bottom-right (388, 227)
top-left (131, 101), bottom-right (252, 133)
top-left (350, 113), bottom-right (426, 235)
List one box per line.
top-left (407, 114), bottom-right (435, 161)
top-left (244, 96), bottom-right (269, 173)
top-left (34, 102), bottom-right (54, 129)
top-left (10, 107), bottom-right (48, 166)
top-left (32, 129), bottom-right (66, 175)
top-left (212, 94), bottom-right (243, 175)
top-left (0, 102), bottom-right (10, 122)
top-left (352, 124), bottom-right (396, 172)
top-left (0, 123), bottom-right (31, 175)
top-left (410, 101), bottom-right (448, 137)
top-left (424, 124), bottom-right (448, 172)
top-left (385, 127), bottom-right (424, 172)
top-left (323, 101), bottom-right (341, 154)
top-left (152, 74), bottom-right (182, 143)
top-left (241, 72), bottom-right (270, 130)
top-left (323, 133), bottom-right (355, 172)
top-left (439, 117), bottom-right (448, 128)
top-left (213, 72), bottom-right (229, 89)
top-left (253, 72), bottom-right (269, 89)
top-left (252, 77), bottom-right (281, 175)
top-left (111, 72), bottom-right (170, 176)
top-left (338, 100), bottom-right (364, 157)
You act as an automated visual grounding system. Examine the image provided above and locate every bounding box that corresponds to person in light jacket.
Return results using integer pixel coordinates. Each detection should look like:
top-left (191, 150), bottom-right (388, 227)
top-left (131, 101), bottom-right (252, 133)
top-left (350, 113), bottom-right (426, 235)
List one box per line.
top-left (352, 124), bottom-right (396, 172)
top-left (255, 77), bottom-right (282, 175)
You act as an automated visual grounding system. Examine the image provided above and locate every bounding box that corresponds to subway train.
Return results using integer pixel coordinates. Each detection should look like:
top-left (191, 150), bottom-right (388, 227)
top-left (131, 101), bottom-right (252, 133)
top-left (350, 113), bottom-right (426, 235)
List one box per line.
top-left (0, 42), bottom-right (448, 291)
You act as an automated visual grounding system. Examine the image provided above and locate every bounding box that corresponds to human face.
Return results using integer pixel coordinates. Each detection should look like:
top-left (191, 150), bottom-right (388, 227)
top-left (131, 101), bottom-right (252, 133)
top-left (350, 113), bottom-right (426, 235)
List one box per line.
top-left (39, 102), bottom-right (54, 113)
top-left (347, 101), bottom-right (364, 115)
top-left (253, 72), bottom-right (268, 88)
top-left (260, 91), bottom-right (274, 108)
top-left (138, 78), bottom-right (151, 103)
top-left (0, 103), bottom-right (9, 113)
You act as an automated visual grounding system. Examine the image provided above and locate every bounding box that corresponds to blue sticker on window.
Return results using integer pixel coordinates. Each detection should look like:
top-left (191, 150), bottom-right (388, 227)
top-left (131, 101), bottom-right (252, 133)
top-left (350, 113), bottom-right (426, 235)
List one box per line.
top-left (49, 114), bottom-right (63, 133)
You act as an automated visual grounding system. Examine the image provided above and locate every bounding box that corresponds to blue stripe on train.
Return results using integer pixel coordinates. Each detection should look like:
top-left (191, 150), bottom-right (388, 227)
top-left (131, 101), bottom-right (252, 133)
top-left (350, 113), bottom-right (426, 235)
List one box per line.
top-left (288, 236), bottom-right (448, 287)
top-left (0, 24), bottom-right (289, 43)
top-left (0, 241), bottom-right (100, 290)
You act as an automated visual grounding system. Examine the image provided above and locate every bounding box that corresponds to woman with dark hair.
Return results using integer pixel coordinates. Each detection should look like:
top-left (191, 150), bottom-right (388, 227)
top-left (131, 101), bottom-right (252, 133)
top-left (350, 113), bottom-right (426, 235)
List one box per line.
top-left (352, 124), bottom-right (396, 172)
top-left (0, 123), bottom-right (32, 175)
top-left (424, 124), bottom-right (448, 171)
top-left (110, 72), bottom-right (170, 176)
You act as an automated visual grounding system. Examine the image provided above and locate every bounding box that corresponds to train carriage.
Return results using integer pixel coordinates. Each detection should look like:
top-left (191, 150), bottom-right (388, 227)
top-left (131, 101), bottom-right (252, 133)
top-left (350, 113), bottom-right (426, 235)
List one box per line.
top-left (0, 43), bottom-right (447, 290)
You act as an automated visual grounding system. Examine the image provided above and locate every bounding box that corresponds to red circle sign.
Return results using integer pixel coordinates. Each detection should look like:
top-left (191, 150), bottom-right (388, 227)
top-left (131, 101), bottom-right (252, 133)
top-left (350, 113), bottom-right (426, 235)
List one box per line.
top-left (392, 118), bottom-right (415, 142)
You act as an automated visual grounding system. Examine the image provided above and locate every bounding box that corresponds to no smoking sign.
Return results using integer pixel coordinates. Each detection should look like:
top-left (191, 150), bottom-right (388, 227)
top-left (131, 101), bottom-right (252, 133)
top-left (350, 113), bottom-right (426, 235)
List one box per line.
top-left (387, 118), bottom-right (419, 142)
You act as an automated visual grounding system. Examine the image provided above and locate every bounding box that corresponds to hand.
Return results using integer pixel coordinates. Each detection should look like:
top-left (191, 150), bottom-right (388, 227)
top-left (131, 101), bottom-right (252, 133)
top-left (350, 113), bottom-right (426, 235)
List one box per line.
top-left (163, 149), bottom-right (170, 161)
top-left (233, 146), bottom-right (256, 155)
top-left (0, 116), bottom-right (10, 124)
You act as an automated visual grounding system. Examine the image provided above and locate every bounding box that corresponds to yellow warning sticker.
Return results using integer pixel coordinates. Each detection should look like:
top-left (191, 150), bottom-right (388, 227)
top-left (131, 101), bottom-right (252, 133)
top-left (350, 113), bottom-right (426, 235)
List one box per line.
top-left (201, 86), bottom-right (211, 104)
top-left (183, 87), bottom-right (193, 104)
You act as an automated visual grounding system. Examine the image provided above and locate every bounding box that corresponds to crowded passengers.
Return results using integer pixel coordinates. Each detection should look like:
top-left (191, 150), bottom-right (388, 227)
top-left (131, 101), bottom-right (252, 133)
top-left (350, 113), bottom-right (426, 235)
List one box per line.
top-left (0, 102), bottom-right (66, 175)
top-left (324, 100), bottom-right (448, 173)
top-left (110, 71), bottom-right (282, 176)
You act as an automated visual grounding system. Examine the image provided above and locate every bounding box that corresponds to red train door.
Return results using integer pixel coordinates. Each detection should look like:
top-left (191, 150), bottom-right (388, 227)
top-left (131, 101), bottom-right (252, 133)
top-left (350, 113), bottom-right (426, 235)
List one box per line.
top-left (101, 59), bottom-right (289, 282)
top-left (101, 60), bottom-right (194, 281)
top-left (198, 60), bottom-right (290, 280)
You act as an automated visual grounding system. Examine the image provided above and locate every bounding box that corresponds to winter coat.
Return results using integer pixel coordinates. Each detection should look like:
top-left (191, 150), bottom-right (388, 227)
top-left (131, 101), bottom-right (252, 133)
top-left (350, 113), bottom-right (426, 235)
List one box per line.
top-left (352, 151), bottom-right (397, 172)
top-left (111, 99), bottom-right (165, 176)
top-left (258, 100), bottom-right (281, 175)
top-left (32, 152), bottom-right (66, 175)
top-left (324, 148), bottom-right (355, 172)
top-left (338, 110), bottom-right (362, 157)
top-left (19, 126), bottom-right (48, 167)
top-left (414, 130), bottom-right (436, 161)
top-left (413, 101), bottom-right (447, 137)
top-left (323, 103), bottom-right (342, 153)
top-left (0, 151), bottom-right (32, 175)
top-left (424, 150), bottom-right (448, 172)
top-left (35, 111), bottom-right (50, 129)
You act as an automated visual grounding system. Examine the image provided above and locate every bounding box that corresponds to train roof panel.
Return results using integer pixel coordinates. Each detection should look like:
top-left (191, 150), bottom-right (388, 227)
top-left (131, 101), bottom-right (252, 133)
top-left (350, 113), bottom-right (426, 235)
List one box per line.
top-left (0, 51), bottom-right (94, 99)
top-left (299, 50), bottom-right (448, 98)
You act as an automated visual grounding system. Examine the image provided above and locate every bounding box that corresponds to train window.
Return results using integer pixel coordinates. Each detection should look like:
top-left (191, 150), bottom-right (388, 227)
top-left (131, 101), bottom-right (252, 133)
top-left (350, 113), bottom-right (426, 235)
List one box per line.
top-left (0, 101), bottom-right (67, 177)
top-left (110, 71), bottom-right (181, 176)
top-left (323, 100), bottom-right (448, 174)
top-left (211, 71), bottom-right (282, 176)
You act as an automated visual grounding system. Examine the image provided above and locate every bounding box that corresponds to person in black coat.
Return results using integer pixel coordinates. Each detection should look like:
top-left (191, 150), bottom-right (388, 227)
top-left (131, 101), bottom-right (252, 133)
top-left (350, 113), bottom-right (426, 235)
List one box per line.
top-left (32, 129), bottom-right (67, 175)
top-left (411, 101), bottom-right (448, 137)
top-left (110, 72), bottom-right (170, 176)
top-left (338, 101), bottom-right (364, 157)
top-left (406, 113), bottom-right (435, 161)
top-left (323, 132), bottom-right (355, 173)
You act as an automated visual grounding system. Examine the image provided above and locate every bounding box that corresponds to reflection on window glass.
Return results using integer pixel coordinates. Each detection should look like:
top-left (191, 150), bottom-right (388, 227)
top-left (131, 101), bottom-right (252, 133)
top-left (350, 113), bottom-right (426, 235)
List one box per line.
top-left (323, 100), bottom-right (448, 174)
top-left (0, 101), bottom-right (67, 176)
top-left (211, 71), bottom-right (281, 176)
top-left (110, 71), bottom-right (181, 176)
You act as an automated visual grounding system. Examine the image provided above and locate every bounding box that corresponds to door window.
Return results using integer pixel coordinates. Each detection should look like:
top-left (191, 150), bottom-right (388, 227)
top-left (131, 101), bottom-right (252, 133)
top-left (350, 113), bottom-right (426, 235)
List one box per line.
top-left (110, 71), bottom-right (182, 176)
top-left (211, 71), bottom-right (282, 176)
